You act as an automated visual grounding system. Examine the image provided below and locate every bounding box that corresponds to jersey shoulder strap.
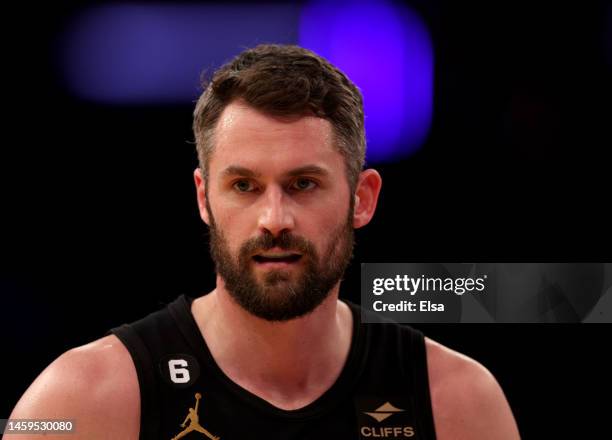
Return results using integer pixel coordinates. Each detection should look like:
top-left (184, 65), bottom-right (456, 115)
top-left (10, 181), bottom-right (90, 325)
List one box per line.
top-left (108, 297), bottom-right (189, 440)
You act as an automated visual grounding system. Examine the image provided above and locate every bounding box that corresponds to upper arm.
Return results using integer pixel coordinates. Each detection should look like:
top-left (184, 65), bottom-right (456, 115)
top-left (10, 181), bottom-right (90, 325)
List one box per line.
top-left (426, 337), bottom-right (521, 440)
top-left (6, 335), bottom-right (140, 440)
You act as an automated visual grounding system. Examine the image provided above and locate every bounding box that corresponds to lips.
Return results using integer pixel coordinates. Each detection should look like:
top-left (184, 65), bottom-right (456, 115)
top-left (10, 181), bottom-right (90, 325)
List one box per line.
top-left (252, 252), bottom-right (302, 264)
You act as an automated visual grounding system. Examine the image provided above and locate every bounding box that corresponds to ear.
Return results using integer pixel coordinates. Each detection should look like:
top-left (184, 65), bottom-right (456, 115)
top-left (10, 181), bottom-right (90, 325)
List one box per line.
top-left (352, 168), bottom-right (382, 229)
top-left (194, 168), bottom-right (211, 225)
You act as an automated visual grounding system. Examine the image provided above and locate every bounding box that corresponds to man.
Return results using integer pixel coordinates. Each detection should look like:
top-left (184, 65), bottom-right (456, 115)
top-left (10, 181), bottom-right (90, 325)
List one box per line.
top-left (7, 44), bottom-right (520, 439)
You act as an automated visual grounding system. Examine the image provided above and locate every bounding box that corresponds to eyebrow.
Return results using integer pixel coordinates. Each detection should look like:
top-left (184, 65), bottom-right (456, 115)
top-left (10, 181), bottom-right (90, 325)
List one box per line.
top-left (220, 164), bottom-right (330, 179)
top-left (220, 165), bottom-right (261, 179)
top-left (286, 165), bottom-right (330, 178)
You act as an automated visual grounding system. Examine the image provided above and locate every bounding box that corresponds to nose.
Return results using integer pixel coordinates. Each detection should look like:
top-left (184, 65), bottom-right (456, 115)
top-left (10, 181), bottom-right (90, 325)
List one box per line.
top-left (257, 185), bottom-right (295, 236)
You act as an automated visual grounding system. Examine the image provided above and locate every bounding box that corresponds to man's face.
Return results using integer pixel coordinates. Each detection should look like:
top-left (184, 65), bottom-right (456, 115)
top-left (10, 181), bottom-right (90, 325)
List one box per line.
top-left (202, 101), bottom-right (355, 321)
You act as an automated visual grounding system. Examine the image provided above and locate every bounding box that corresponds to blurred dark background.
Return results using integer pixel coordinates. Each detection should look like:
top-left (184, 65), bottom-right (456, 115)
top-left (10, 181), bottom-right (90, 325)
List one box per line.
top-left (2, 0), bottom-right (611, 438)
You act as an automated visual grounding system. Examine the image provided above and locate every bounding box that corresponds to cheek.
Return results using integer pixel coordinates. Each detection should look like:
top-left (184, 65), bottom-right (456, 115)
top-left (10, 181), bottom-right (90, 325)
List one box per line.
top-left (210, 208), bottom-right (248, 254)
top-left (310, 210), bottom-right (350, 250)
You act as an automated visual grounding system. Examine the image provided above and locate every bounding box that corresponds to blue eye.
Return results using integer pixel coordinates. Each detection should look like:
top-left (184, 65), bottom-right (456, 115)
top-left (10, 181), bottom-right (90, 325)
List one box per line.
top-left (292, 178), bottom-right (316, 191)
top-left (233, 180), bottom-right (254, 192)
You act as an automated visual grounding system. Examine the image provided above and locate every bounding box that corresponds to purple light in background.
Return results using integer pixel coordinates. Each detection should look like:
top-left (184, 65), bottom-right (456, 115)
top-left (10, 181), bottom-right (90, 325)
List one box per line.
top-left (60, 4), bottom-right (300, 104)
top-left (299, 0), bottom-right (434, 163)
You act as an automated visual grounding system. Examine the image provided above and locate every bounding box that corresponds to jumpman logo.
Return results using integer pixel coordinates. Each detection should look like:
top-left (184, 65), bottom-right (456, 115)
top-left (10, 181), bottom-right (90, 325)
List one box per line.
top-left (171, 392), bottom-right (220, 440)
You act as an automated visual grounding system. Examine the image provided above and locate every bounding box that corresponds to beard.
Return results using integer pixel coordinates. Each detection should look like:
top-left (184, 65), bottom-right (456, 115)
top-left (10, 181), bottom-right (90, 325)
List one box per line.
top-left (206, 200), bottom-right (355, 322)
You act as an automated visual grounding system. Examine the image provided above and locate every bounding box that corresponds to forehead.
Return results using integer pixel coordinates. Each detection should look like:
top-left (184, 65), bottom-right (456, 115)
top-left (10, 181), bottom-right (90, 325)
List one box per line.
top-left (210, 101), bottom-right (343, 175)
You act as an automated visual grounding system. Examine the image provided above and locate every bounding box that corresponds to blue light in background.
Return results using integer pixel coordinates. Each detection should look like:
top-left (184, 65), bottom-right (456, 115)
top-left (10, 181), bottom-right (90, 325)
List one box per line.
top-left (299, 0), bottom-right (434, 163)
top-left (60, 1), bottom-right (433, 162)
top-left (61, 4), bottom-right (300, 104)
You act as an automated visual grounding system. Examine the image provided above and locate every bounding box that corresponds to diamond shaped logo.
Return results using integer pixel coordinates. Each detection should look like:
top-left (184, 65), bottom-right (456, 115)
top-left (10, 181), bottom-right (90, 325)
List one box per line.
top-left (364, 402), bottom-right (405, 423)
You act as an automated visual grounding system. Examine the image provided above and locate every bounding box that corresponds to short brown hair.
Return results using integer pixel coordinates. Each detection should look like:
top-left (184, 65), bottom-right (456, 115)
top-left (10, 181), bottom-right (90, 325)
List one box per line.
top-left (193, 44), bottom-right (365, 192)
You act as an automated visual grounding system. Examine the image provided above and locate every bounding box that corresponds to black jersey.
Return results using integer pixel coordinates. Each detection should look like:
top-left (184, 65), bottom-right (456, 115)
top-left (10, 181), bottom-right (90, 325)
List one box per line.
top-left (109, 295), bottom-right (437, 440)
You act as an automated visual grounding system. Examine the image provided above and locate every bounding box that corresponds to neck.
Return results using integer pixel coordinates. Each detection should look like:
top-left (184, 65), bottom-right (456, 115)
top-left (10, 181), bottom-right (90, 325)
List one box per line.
top-left (191, 276), bottom-right (353, 408)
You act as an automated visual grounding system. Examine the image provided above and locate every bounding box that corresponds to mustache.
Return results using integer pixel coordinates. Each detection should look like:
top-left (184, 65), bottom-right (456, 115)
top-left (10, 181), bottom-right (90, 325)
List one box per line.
top-left (239, 231), bottom-right (316, 257)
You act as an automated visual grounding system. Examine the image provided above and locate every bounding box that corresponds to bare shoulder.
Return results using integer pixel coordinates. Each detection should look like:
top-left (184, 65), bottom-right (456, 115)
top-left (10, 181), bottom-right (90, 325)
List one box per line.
top-left (425, 337), bottom-right (521, 440)
top-left (6, 335), bottom-right (139, 440)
